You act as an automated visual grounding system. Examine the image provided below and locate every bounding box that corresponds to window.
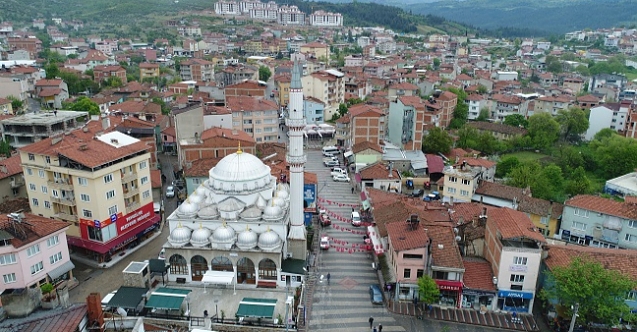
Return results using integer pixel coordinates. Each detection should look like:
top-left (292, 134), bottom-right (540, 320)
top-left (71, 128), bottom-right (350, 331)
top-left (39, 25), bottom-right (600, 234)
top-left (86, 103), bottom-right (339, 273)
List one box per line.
top-left (139, 161), bottom-right (147, 169)
top-left (78, 177), bottom-right (88, 186)
top-left (140, 176), bottom-right (148, 185)
top-left (461, 179), bottom-right (470, 185)
top-left (574, 208), bottom-right (589, 218)
top-left (27, 244), bottom-right (40, 257)
top-left (27, 168), bottom-right (33, 176)
top-left (142, 190), bottom-right (150, 199)
top-left (29, 183), bottom-right (36, 191)
top-left (448, 176), bottom-right (457, 183)
top-left (82, 209), bottom-right (93, 218)
top-left (625, 234), bottom-right (637, 242)
top-left (571, 221), bottom-right (587, 231)
top-left (30, 261), bottom-right (44, 275)
top-left (629, 220), bottom-right (637, 229)
top-left (32, 198), bottom-right (39, 207)
top-left (104, 174), bottom-right (113, 183)
top-left (44, 201), bottom-right (51, 209)
top-left (540, 216), bottom-right (549, 225)
top-left (78, 193), bottom-right (90, 202)
top-left (108, 205), bottom-right (118, 215)
top-left (3, 273), bottom-right (16, 284)
top-left (45, 156), bottom-right (51, 164)
top-left (49, 252), bottom-right (62, 264)
top-left (403, 269), bottom-right (411, 279)
top-left (52, 189), bottom-right (59, 197)
top-left (417, 269), bottom-right (424, 278)
top-left (510, 274), bottom-right (525, 283)
top-left (460, 190), bottom-right (469, 196)
top-left (192, 178), bottom-right (201, 185)
top-left (28, 153), bottom-right (35, 161)
top-left (447, 187), bottom-right (456, 194)
top-left (41, 185), bottom-right (48, 194)
top-left (513, 256), bottom-right (527, 265)
top-left (88, 223), bottom-right (117, 242)
top-left (0, 254), bottom-right (16, 265)
top-left (106, 190), bottom-right (115, 199)
top-left (47, 235), bottom-right (59, 247)
top-left (402, 254), bottom-right (423, 259)
top-left (38, 170), bottom-right (45, 178)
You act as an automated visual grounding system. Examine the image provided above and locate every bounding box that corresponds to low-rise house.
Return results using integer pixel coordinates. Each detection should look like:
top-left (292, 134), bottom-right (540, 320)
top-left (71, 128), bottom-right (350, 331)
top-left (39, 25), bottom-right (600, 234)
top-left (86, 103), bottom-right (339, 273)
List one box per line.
top-left (517, 197), bottom-right (563, 237)
top-left (575, 94), bottom-right (601, 109)
top-left (533, 95), bottom-right (573, 116)
top-left (184, 158), bottom-right (222, 196)
top-left (139, 63), bottom-right (160, 81)
top-left (473, 181), bottom-right (531, 209)
top-left (461, 258), bottom-right (497, 310)
top-left (442, 162), bottom-right (481, 203)
top-left (0, 155), bottom-right (27, 199)
top-left (225, 80), bottom-right (266, 98)
top-left (428, 226), bottom-right (465, 308)
top-left (34, 79), bottom-right (69, 109)
top-left (358, 162), bottom-right (401, 192)
top-left (178, 127), bottom-right (256, 168)
top-left (387, 82), bottom-right (419, 102)
top-left (351, 141), bottom-right (383, 167)
top-left (93, 65), bottom-right (127, 85)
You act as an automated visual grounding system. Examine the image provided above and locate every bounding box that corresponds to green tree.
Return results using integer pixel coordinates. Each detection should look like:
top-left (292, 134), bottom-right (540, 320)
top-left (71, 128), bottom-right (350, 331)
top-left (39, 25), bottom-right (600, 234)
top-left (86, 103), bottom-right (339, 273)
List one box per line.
top-left (152, 97), bottom-right (170, 115)
top-left (503, 114), bottom-right (528, 128)
top-left (476, 107), bottom-right (490, 121)
top-left (527, 113), bottom-right (560, 150)
top-left (433, 58), bottom-right (441, 69)
top-left (476, 85), bottom-right (488, 94)
top-left (556, 145), bottom-right (585, 173)
top-left (258, 66), bottom-right (272, 82)
top-left (556, 107), bottom-right (589, 142)
top-left (475, 132), bottom-right (500, 155)
top-left (68, 96), bottom-right (100, 116)
top-left (537, 164), bottom-right (565, 201)
top-left (590, 135), bottom-right (637, 178)
top-left (446, 88), bottom-right (467, 129)
top-left (542, 257), bottom-right (637, 325)
top-left (45, 62), bottom-right (60, 79)
top-left (417, 275), bottom-right (440, 305)
top-left (6, 96), bottom-right (23, 112)
top-left (330, 103), bottom-right (349, 122)
top-left (506, 162), bottom-right (540, 189)
top-left (422, 127), bottom-right (452, 154)
top-left (102, 76), bottom-right (124, 88)
top-left (456, 125), bottom-right (478, 149)
top-left (496, 156), bottom-right (521, 178)
top-left (0, 139), bottom-right (11, 158)
top-left (545, 55), bottom-right (563, 73)
top-left (565, 166), bottom-right (592, 196)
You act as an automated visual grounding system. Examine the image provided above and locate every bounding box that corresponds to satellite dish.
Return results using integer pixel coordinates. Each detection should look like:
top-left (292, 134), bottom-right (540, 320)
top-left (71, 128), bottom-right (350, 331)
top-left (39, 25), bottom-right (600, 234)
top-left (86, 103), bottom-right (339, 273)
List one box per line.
top-left (453, 227), bottom-right (458, 234)
top-left (117, 307), bottom-right (127, 317)
top-left (455, 236), bottom-right (462, 242)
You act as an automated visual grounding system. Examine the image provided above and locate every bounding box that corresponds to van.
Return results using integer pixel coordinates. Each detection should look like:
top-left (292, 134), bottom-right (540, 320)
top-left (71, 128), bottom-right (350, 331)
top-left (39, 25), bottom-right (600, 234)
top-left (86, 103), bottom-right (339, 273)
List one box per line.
top-left (322, 146), bottom-right (339, 156)
top-left (351, 211), bottom-right (361, 227)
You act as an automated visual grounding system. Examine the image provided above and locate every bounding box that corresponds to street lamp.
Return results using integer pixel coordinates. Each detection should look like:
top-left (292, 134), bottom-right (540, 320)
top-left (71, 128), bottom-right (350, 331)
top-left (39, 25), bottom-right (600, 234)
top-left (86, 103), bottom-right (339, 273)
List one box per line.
top-left (568, 303), bottom-right (580, 332)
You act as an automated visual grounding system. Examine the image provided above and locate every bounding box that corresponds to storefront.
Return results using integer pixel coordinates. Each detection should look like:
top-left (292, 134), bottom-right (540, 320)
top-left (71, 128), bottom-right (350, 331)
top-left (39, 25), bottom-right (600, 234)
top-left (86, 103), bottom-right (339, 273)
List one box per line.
top-left (68, 202), bottom-right (161, 263)
top-left (435, 280), bottom-right (463, 308)
top-left (462, 289), bottom-right (496, 311)
top-left (497, 290), bottom-right (534, 313)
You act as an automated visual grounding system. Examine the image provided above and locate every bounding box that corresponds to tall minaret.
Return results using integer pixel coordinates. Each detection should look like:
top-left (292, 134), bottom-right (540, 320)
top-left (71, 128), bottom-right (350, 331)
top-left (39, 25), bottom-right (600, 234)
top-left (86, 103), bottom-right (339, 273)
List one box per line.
top-left (286, 59), bottom-right (307, 260)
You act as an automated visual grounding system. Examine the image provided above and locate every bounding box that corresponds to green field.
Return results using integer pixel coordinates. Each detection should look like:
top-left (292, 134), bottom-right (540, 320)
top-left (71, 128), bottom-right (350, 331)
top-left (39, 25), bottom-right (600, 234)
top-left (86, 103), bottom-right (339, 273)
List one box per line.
top-left (500, 151), bottom-right (548, 163)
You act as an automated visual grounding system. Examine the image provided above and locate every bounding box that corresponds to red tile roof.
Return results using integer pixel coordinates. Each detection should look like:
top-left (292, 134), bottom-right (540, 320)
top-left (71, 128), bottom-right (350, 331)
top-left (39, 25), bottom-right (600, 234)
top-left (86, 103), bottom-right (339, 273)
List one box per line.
top-left (38, 88), bottom-right (62, 97)
top-left (488, 207), bottom-right (546, 242)
top-left (200, 127), bottom-right (256, 144)
top-left (425, 154), bottom-right (444, 173)
top-left (35, 79), bottom-right (63, 87)
top-left (463, 258), bottom-right (496, 291)
top-left (150, 169), bottom-right (162, 189)
top-left (351, 141), bottom-right (383, 154)
top-left (386, 220), bottom-right (430, 252)
top-left (360, 162), bottom-right (400, 180)
top-left (475, 181), bottom-right (530, 202)
top-left (0, 155), bottom-right (24, 180)
top-left (226, 96), bottom-right (277, 112)
top-left (185, 158), bottom-right (221, 177)
top-left (6, 303), bottom-right (87, 332)
top-left (565, 195), bottom-right (637, 220)
top-left (544, 244), bottom-right (637, 278)
top-left (428, 226), bottom-right (464, 269)
top-left (0, 213), bottom-right (69, 248)
top-left (457, 157), bottom-right (496, 169)
top-left (348, 104), bottom-right (384, 118)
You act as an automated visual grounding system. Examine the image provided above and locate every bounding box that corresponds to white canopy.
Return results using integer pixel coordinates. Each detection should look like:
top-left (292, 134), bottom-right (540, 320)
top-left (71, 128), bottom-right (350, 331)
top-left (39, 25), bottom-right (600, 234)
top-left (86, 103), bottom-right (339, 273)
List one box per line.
top-left (202, 270), bottom-right (236, 294)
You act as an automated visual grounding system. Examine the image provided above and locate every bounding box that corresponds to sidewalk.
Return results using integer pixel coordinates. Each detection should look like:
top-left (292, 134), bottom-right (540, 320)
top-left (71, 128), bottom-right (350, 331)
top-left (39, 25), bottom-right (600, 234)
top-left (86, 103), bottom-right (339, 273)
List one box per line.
top-left (70, 229), bottom-right (163, 269)
top-left (388, 300), bottom-right (540, 331)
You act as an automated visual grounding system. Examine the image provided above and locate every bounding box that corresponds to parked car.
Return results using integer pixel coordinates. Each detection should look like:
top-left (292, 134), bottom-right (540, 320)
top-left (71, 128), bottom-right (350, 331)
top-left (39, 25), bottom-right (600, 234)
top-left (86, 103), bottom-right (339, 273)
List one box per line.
top-left (351, 211), bottom-right (361, 227)
top-left (324, 160), bottom-right (339, 167)
top-left (319, 213), bottom-right (331, 227)
top-left (331, 168), bottom-right (347, 177)
top-left (165, 186), bottom-right (175, 198)
top-left (410, 189), bottom-right (423, 197)
top-left (332, 174), bottom-right (350, 182)
top-left (320, 236), bottom-right (330, 250)
top-left (369, 284), bottom-right (383, 304)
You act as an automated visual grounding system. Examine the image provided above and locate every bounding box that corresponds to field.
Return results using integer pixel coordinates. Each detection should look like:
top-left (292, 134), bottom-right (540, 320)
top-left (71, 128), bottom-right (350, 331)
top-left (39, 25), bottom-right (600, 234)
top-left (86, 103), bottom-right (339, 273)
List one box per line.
top-left (499, 151), bottom-right (548, 163)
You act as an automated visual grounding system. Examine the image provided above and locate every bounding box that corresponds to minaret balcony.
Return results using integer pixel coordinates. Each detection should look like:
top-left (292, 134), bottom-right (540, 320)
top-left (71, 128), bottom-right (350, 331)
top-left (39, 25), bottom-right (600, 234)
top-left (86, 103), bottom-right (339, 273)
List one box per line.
top-left (286, 154), bottom-right (307, 165)
top-left (285, 118), bottom-right (306, 128)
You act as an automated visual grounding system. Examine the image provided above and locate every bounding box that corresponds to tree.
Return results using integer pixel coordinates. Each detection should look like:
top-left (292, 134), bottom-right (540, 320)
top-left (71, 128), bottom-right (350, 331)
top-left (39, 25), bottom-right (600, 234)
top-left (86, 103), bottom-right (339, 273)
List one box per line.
top-left (496, 156), bottom-right (521, 178)
top-left (456, 125), bottom-right (478, 149)
top-left (152, 97), bottom-right (170, 115)
top-left (565, 166), bottom-right (592, 196)
top-left (545, 55), bottom-right (563, 73)
top-left (476, 107), bottom-right (490, 121)
top-left (258, 66), bottom-right (272, 82)
top-left (0, 139), bottom-right (11, 158)
top-left (503, 114), bottom-right (528, 128)
top-left (6, 96), bottom-right (23, 112)
top-left (433, 58), bottom-right (441, 69)
top-left (542, 257), bottom-right (637, 325)
top-left (68, 96), bottom-right (100, 116)
top-left (446, 88), bottom-right (468, 129)
top-left (417, 275), bottom-right (440, 305)
top-left (527, 113), bottom-right (560, 150)
top-left (506, 162), bottom-right (540, 189)
top-left (590, 134), bottom-right (637, 178)
top-left (556, 107), bottom-right (589, 142)
top-left (476, 85), bottom-right (488, 94)
top-left (102, 76), bottom-right (124, 88)
top-left (330, 103), bottom-right (349, 122)
top-left (536, 164), bottom-right (565, 202)
top-left (45, 62), bottom-right (60, 79)
top-left (422, 127), bottom-right (452, 154)
top-left (475, 132), bottom-right (500, 155)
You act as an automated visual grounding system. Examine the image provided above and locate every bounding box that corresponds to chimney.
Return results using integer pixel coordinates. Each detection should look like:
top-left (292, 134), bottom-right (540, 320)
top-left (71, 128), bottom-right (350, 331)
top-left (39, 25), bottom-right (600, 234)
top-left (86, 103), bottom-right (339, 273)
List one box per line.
top-left (86, 293), bottom-right (104, 332)
top-left (102, 116), bottom-right (110, 130)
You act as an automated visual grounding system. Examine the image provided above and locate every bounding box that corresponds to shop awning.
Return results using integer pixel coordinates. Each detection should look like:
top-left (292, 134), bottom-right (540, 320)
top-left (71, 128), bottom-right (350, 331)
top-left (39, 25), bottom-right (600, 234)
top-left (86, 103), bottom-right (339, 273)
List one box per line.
top-left (236, 298), bottom-right (277, 319)
top-left (107, 286), bottom-right (147, 309)
top-left (201, 270), bottom-right (234, 285)
top-left (367, 225), bottom-right (384, 255)
top-left (355, 173), bottom-right (362, 183)
top-left (145, 288), bottom-right (191, 311)
top-left (47, 260), bottom-right (75, 280)
top-left (67, 214), bottom-right (160, 254)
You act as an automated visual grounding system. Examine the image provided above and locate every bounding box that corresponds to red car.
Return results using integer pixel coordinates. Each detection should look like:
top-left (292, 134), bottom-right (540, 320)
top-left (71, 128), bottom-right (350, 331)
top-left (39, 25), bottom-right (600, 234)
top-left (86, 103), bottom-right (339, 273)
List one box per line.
top-left (319, 213), bottom-right (331, 227)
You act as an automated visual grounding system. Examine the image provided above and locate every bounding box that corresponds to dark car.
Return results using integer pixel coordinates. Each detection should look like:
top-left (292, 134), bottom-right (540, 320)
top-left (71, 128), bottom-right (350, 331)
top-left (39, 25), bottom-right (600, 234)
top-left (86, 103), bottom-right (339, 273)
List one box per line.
top-left (410, 189), bottom-right (423, 197)
top-left (369, 284), bottom-right (383, 304)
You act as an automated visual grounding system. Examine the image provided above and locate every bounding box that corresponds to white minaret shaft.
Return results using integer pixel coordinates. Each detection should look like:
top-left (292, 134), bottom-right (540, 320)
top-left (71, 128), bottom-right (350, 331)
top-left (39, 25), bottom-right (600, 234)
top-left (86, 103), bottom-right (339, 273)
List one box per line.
top-left (286, 59), bottom-right (307, 248)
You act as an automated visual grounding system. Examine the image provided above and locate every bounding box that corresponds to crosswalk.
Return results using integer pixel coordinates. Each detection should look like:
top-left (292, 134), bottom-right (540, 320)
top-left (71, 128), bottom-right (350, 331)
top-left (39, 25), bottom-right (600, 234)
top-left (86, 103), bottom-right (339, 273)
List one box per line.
top-left (305, 149), bottom-right (406, 332)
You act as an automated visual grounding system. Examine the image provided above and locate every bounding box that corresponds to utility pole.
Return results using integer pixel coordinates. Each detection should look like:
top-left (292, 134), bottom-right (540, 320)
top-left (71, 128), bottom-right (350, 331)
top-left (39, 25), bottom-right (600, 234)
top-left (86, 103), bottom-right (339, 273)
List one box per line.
top-left (568, 303), bottom-right (580, 332)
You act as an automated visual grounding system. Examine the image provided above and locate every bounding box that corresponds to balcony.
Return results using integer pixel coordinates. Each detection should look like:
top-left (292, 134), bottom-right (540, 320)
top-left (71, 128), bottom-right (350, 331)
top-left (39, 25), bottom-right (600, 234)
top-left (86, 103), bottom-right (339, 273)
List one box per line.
top-left (121, 172), bottom-right (137, 183)
top-left (125, 202), bottom-right (140, 213)
top-left (10, 178), bottom-right (24, 188)
top-left (51, 196), bottom-right (76, 206)
top-left (123, 187), bottom-right (140, 199)
top-left (48, 179), bottom-right (73, 191)
top-left (54, 212), bottom-right (77, 222)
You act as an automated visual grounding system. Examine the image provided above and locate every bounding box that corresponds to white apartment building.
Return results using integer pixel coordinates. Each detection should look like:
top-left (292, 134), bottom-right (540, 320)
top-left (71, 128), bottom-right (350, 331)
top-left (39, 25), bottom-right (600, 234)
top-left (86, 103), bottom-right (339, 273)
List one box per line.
top-left (20, 120), bottom-right (159, 264)
top-left (302, 69), bottom-right (345, 119)
top-left (585, 103), bottom-right (630, 140)
top-left (278, 5), bottom-right (306, 25)
top-left (215, 0), bottom-right (241, 15)
top-left (226, 96), bottom-right (279, 143)
top-left (309, 10), bottom-right (343, 27)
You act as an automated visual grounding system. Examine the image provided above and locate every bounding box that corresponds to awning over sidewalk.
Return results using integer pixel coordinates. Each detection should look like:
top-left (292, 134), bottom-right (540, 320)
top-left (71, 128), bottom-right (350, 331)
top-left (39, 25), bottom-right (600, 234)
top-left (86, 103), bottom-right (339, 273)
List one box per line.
top-left (236, 298), bottom-right (277, 319)
top-left (202, 270), bottom-right (234, 285)
top-left (145, 288), bottom-right (191, 311)
top-left (47, 260), bottom-right (75, 280)
top-left (107, 286), bottom-right (147, 309)
top-left (67, 214), bottom-right (160, 254)
top-left (367, 225), bottom-right (384, 255)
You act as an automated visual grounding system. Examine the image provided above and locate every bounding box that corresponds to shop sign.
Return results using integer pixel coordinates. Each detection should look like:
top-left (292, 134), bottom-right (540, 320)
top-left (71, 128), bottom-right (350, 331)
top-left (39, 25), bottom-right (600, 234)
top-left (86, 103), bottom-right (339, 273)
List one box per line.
top-left (560, 230), bottom-right (570, 241)
top-left (509, 265), bottom-right (528, 272)
top-left (118, 203), bottom-right (153, 234)
top-left (498, 290), bottom-right (533, 299)
top-left (435, 280), bottom-right (462, 291)
top-left (463, 289), bottom-right (495, 297)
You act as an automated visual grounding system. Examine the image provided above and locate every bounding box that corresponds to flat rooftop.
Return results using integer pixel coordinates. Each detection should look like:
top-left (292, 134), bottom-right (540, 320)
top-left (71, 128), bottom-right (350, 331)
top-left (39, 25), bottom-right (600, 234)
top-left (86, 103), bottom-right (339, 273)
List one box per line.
top-left (1, 111), bottom-right (88, 125)
top-left (606, 172), bottom-right (637, 193)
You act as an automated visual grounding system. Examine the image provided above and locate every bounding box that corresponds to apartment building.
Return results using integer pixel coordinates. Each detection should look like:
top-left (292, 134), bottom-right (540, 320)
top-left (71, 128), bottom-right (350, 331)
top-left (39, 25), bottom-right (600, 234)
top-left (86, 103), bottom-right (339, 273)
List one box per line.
top-left (302, 69), bottom-right (345, 119)
top-left (273, 74), bottom-right (291, 107)
top-left (7, 37), bottom-right (42, 59)
top-left (309, 10), bottom-right (343, 27)
top-left (93, 65), bottom-right (127, 85)
top-left (491, 94), bottom-right (526, 121)
top-left (277, 5), bottom-right (306, 25)
top-left (0, 155), bottom-right (27, 199)
top-left (533, 95), bottom-right (573, 116)
top-left (139, 63), bottom-right (160, 81)
top-left (300, 42), bottom-right (330, 60)
top-left (442, 163), bottom-right (481, 203)
top-left (466, 94), bottom-right (486, 120)
top-left (347, 103), bottom-right (385, 147)
top-left (585, 101), bottom-right (630, 140)
top-left (387, 96), bottom-right (426, 151)
top-left (180, 58), bottom-right (215, 82)
top-left (226, 96), bottom-right (279, 142)
top-left (225, 80), bottom-right (266, 97)
top-left (214, 0), bottom-right (241, 15)
top-left (484, 207), bottom-right (545, 313)
top-left (0, 213), bottom-right (73, 291)
top-left (34, 79), bottom-right (69, 109)
top-left (94, 40), bottom-right (118, 55)
top-left (1, 111), bottom-right (88, 148)
top-left (178, 127), bottom-right (256, 168)
top-left (387, 82), bottom-right (419, 102)
top-left (0, 74), bottom-right (30, 102)
top-left (20, 121), bottom-right (159, 264)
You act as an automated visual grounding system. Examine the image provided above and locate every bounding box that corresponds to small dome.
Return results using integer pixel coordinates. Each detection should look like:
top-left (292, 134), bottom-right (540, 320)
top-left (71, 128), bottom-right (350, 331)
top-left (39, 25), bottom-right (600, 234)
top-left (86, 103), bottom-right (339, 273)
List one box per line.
top-left (212, 223), bottom-right (236, 244)
top-left (177, 200), bottom-right (199, 217)
top-left (188, 193), bottom-right (204, 205)
top-left (240, 206), bottom-right (263, 221)
top-left (258, 228), bottom-right (282, 251)
top-left (198, 204), bottom-right (220, 219)
top-left (195, 185), bottom-right (208, 198)
top-left (190, 224), bottom-right (212, 247)
top-left (272, 196), bottom-right (285, 208)
top-left (276, 190), bottom-right (289, 200)
top-left (236, 226), bottom-right (258, 250)
top-left (168, 224), bottom-right (192, 248)
top-left (255, 195), bottom-right (268, 210)
top-left (263, 204), bottom-right (282, 218)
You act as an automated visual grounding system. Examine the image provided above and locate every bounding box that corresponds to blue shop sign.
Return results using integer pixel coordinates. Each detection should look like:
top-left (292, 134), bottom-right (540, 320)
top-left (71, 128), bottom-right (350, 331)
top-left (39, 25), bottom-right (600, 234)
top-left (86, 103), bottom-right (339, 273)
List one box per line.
top-left (498, 290), bottom-right (533, 299)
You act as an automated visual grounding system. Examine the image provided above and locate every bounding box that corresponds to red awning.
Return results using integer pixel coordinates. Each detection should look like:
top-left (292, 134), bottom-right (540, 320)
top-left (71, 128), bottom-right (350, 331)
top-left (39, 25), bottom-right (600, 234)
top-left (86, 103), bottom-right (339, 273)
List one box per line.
top-left (355, 173), bottom-right (362, 183)
top-left (68, 214), bottom-right (160, 255)
top-left (360, 192), bottom-right (367, 201)
top-left (435, 279), bottom-right (463, 291)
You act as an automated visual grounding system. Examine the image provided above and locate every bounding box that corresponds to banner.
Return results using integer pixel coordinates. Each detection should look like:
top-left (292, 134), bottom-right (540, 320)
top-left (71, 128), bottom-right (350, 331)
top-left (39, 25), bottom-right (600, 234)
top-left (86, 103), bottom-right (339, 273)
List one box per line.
top-left (304, 183), bottom-right (317, 212)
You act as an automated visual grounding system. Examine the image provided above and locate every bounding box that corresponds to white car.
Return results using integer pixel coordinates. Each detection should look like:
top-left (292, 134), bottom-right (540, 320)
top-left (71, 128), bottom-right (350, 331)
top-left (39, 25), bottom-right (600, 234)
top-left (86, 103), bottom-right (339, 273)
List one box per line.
top-left (332, 174), bottom-right (350, 182)
top-left (351, 211), bottom-right (361, 227)
top-left (324, 160), bottom-right (339, 167)
top-left (165, 186), bottom-right (175, 198)
top-left (331, 168), bottom-right (347, 177)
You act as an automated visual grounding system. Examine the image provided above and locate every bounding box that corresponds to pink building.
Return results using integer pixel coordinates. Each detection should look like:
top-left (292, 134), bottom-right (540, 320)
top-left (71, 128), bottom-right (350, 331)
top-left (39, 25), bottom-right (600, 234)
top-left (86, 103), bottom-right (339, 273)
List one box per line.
top-left (0, 213), bottom-right (73, 290)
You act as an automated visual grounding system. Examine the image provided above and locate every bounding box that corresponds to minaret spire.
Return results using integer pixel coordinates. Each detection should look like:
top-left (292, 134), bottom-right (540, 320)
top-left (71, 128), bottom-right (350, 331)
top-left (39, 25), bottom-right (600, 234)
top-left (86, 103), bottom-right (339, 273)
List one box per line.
top-left (286, 59), bottom-right (307, 260)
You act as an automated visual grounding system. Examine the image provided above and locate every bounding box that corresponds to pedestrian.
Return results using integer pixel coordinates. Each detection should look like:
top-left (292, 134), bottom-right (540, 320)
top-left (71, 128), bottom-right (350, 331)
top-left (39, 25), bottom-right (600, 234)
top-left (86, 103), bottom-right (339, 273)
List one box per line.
top-left (378, 324), bottom-right (383, 332)
top-left (327, 273), bottom-right (331, 284)
top-left (351, 187), bottom-right (354, 194)
top-left (369, 316), bottom-right (374, 329)
top-left (373, 327), bottom-right (377, 332)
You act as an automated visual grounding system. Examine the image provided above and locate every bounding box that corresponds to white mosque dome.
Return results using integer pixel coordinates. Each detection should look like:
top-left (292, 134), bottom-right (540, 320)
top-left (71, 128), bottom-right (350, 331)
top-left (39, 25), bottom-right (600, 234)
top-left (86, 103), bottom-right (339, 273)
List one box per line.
top-left (236, 226), bottom-right (258, 250)
top-left (197, 204), bottom-right (219, 219)
top-left (176, 200), bottom-right (199, 218)
top-left (258, 229), bottom-right (282, 251)
top-left (188, 193), bottom-right (204, 205)
top-left (240, 206), bottom-right (263, 221)
top-left (195, 185), bottom-right (209, 198)
top-left (263, 204), bottom-right (282, 218)
top-left (272, 196), bottom-right (285, 208)
top-left (276, 189), bottom-right (289, 200)
top-left (211, 224), bottom-right (236, 244)
top-left (168, 224), bottom-right (192, 247)
top-left (190, 225), bottom-right (212, 247)
top-left (209, 150), bottom-right (271, 183)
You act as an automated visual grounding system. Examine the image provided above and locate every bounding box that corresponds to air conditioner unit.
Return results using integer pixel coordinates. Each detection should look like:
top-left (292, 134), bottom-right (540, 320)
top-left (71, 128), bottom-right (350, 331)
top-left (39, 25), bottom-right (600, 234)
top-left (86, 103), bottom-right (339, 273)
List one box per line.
top-left (286, 253), bottom-right (293, 258)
